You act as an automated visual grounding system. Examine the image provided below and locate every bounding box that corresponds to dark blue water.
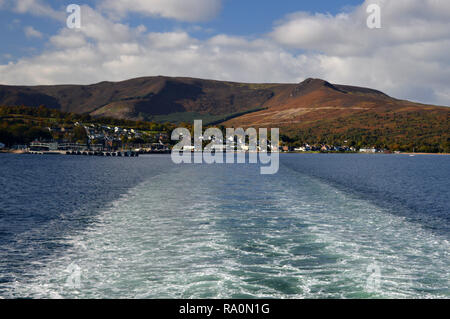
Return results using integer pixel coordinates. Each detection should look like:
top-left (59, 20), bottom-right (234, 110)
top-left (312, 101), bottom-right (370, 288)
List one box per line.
top-left (0, 154), bottom-right (168, 286)
top-left (0, 153), bottom-right (448, 298)
top-left (282, 154), bottom-right (450, 235)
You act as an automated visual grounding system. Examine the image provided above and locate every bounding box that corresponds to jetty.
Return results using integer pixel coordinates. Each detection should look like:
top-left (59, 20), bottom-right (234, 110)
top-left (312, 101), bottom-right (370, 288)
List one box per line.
top-left (27, 150), bottom-right (139, 157)
top-left (23, 141), bottom-right (171, 157)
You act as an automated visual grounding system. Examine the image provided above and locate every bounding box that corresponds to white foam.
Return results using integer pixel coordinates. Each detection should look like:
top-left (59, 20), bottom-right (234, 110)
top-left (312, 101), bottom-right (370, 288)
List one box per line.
top-left (3, 164), bottom-right (449, 298)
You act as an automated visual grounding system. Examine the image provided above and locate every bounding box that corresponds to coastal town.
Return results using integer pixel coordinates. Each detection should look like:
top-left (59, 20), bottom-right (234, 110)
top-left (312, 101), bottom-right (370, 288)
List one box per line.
top-left (1, 122), bottom-right (171, 155)
top-left (0, 121), bottom-right (388, 155)
top-left (0, 105), bottom-right (400, 155)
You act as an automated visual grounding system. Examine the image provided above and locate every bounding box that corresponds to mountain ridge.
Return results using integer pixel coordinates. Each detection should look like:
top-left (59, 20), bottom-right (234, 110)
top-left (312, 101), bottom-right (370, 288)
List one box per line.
top-left (1, 76), bottom-right (448, 152)
top-left (0, 75), bottom-right (448, 128)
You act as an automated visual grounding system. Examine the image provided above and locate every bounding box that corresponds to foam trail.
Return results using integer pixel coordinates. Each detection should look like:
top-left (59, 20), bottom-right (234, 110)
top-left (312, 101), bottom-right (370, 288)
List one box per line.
top-left (3, 163), bottom-right (449, 298)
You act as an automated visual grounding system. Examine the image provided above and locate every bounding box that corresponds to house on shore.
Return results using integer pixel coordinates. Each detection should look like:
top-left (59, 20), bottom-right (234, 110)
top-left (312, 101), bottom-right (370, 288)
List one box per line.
top-left (359, 148), bottom-right (378, 153)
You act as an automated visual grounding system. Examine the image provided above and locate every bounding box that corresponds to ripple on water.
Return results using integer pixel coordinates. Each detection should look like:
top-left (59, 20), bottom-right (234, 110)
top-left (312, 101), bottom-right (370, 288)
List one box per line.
top-left (1, 156), bottom-right (449, 298)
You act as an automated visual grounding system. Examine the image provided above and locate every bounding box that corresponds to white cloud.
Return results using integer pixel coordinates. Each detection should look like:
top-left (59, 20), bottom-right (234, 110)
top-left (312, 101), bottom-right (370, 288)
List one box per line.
top-left (50, 30), bottom-right (87, 49)
top-left (12, 0), bottom-right (64, 21)
top-left (0, 25), bottom-right (305, 87)
top-left (270, 0), bottom-right (450, 56)
top-left (147, 32), bottom-right (193, 49)
top-left (99, 0), bottom-right (222, 22)
top-left (24, 26), bottom-right (43, 38)
top-left (0, 1), bottom-right (449, 106)
top-left (268, 0), bottom-right (450, 105)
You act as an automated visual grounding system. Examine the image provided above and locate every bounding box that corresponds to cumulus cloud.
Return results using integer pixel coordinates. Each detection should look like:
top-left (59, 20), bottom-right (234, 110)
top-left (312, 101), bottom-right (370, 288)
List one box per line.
top-left (12, 0), bottom-right (64, 21)
top-left (0, 28), bottom-right (305, 86)
top-left (24, 26), bottom-right (43, 38)
top-left (270, 0), bottom-right (450, 56)
top-left (99, 0), bottom-right (222, 22)
top-left (268, 0), bottom-right (450, 105)
top-left (0, 5), bottom-right (302, 84)
top-left (0, 0), bottom-right (449, 106)
top-left (49, 30), bottom-right (87, 49)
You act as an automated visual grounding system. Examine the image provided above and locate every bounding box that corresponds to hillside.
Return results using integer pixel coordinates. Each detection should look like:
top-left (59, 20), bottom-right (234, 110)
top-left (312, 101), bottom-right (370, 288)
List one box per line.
top-left (0, 76), bottom-right (282, 123)
top-left (0, 105), bottom-right (173, 148)
top-left (0, 76), bottom-right (449, 152)
top-left (222, 78), bottom-right (449, 152)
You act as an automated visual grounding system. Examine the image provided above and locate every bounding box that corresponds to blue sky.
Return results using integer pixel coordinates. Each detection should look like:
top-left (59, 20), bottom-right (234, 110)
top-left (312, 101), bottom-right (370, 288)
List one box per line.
top-left (189, 0), bottom-right (364, 37)
top-left (0, 0), bottom-right (449, 106)
top-left (0, 0), bottom-right (364, 63)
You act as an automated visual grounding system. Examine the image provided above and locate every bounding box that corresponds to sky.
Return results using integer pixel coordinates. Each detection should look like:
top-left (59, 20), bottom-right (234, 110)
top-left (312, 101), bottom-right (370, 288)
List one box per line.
top-left (0, 0), bottom-right (449, 106)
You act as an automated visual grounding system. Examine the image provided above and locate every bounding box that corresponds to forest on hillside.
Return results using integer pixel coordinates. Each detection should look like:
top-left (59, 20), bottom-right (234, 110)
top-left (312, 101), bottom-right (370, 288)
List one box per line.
top-left (1, 105), bottom-right (449, 153)
top-left (282, 110), bottom-right (450, 153)
top-left (0, 105), bottom-right (175, 147)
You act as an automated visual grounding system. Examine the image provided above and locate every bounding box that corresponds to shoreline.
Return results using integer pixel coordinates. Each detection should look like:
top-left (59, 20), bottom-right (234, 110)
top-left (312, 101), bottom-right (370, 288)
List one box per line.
top-left (398, 152), bottom-right (450, 156)
top-left (1, 149), bottom-right (449, 156)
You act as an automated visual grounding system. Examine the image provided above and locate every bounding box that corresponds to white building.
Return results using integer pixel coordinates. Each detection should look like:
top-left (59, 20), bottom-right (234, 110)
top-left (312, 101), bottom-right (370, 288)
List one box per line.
top-left (182, 145), bottom-right (195, 151)
top-left (0, 142), bottom-right (5, 149)
top-left (359, 148), bottom-right (377, 153)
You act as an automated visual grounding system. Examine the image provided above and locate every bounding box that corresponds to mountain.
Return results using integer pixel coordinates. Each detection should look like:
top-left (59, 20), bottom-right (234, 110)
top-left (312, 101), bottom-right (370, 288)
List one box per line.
top-left (222, 78), bottom-right (449, 152)
top-left (224, 78), bottom-right (447, 126)
top-left (0, 76), bottom-right (282, 122)
top-left (0, 76), bottom-right (449, 151)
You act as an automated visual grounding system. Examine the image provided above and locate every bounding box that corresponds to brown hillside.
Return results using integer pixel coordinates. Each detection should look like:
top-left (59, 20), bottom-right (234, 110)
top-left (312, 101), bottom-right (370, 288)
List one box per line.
top-left (224, 78), bottom-right (447, 128)
top-left (0, 76), bottom-right (448, 136)
top-left (0, 76), bottom-right (281, 119)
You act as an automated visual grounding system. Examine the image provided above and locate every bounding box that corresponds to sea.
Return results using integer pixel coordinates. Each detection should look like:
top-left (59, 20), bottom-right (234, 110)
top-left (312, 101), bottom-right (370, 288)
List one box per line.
top-left (0, 153), bottom-right (448, 298)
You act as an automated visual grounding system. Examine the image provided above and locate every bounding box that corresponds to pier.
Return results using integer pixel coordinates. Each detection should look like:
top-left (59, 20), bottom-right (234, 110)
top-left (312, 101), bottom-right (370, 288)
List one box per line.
top-left (65, 150), bottom-right (139, 157)
top-left (25, 141), bottom-right (169, 157)
top-left (27, 150), bottom-right (139, 157)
